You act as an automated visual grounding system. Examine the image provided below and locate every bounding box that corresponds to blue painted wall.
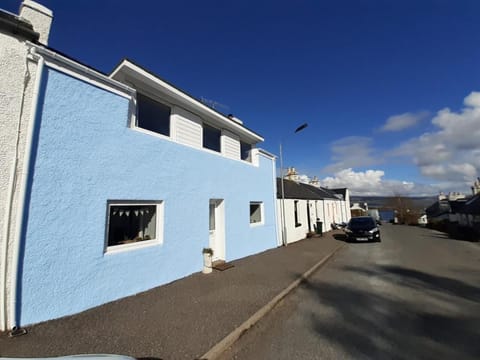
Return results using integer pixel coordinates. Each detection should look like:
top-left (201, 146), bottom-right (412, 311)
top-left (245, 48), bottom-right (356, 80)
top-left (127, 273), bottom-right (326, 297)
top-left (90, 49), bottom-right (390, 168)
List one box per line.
top-left (19, 68), bottom-right (277, 325)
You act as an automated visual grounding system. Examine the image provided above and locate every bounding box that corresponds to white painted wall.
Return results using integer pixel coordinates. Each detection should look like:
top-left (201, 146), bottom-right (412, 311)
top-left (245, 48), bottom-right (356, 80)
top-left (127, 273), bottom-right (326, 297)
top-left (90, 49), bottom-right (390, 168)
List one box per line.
top-left (1, 0), bottom-right (54, 331)
top-left (277, 199), bottom-right (309, 244)
top-left (276, 195), bottom-right (351, 244)
top-left (278, 198), bottom-right (350, 244)
top-left (0, 32), bottom-right (39, 331)
top-left (344, 189), bottom-right (351, 223)
top-left (314, 200), bottom-right (325, 232)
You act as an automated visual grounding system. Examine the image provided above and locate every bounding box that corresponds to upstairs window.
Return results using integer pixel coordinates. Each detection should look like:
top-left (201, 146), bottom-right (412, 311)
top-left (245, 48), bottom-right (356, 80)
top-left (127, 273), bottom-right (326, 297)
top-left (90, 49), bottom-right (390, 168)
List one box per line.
top-left (250, 202), bottom-right (263, 225)
top-left (137, 93), bottom-right (171, 136)
top-left (241, 141), bottom-right (252, 161)
top-left (203, 123), bottom-right (221, 152)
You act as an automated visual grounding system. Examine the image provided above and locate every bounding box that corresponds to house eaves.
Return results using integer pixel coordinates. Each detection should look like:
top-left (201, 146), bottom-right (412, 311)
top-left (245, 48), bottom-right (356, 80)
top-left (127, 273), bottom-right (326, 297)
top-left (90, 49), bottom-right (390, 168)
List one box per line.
top-left (110, 58), bottom-right (264, 144)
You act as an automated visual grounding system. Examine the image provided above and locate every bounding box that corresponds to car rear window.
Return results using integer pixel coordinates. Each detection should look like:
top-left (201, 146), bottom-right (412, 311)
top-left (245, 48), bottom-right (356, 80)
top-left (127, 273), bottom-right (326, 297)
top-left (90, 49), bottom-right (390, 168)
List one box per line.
top-left (349, 217), bottom-right (375, 228)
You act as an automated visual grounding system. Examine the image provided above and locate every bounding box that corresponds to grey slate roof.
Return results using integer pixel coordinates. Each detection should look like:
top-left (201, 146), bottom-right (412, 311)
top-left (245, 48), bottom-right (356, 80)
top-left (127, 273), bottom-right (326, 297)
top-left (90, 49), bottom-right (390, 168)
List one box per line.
top-left (276, 178), bottom-right (340, 200)
top-left (449, 198), bottom-right (469, 213)
top-left (458, 194), bottom-right (480, 215)
top-left (425, 200), bottom-right (450, 218)
top-left (331, 188), bottom-right (347, 199)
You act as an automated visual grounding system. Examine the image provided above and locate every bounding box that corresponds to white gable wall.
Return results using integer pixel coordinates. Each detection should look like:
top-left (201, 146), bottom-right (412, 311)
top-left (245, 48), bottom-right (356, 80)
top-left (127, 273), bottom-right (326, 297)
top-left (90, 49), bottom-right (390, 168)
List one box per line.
top-left (314, 200), bottom-right (326, 233)
top-left (277, 199), bottom-right (309, 244)
top-left (0, 32), bottom-right (40, 331)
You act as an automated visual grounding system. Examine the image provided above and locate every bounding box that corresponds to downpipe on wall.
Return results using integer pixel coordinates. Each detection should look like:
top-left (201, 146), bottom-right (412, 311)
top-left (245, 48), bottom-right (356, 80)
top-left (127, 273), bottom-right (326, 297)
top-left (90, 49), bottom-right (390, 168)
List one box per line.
top-left (0, 46), bottom-right (34, 332)
top-left (4, 46), bottom-right (44, 334)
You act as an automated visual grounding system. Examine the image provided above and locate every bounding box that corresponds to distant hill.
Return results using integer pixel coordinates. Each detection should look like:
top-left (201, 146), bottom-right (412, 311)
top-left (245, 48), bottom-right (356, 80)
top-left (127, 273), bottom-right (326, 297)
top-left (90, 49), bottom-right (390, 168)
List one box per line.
top-left (350, 196), bottom-right (437, 211)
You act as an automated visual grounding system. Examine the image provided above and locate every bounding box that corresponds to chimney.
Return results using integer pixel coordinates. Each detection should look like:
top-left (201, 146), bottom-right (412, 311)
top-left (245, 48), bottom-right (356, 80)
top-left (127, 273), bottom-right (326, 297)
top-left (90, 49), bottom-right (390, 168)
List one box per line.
top-left (309, 176), bottom-right (320, 187)
top-left (473, 177), bottom-right (480, 195)
top-left (19, 0), bottom-right (53, 45)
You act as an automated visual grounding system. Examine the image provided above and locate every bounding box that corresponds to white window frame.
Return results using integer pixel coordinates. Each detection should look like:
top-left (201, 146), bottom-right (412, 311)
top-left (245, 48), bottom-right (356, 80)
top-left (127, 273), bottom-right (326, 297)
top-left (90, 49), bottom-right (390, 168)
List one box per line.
top-left (131, 89), bottom-right (174, 141)
top-left (250, 201), bottom-right (264, 227)
top-left (105, 201), bottom-right (164, 254)
top-left (240, 140), bottom-right (252, 163)
top-left (202, 122), bottom-right (222, 153)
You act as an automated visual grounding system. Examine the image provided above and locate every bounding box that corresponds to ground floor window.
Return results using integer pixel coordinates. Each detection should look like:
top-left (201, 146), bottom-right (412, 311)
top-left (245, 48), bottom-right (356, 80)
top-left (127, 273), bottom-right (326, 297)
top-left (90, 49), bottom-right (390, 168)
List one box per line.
top-left (294, 200), bottom-right (301, 227)
top-left (250, 201), bottom-right (264, 225)
top-left (106, 201), bottom-right (163, 251)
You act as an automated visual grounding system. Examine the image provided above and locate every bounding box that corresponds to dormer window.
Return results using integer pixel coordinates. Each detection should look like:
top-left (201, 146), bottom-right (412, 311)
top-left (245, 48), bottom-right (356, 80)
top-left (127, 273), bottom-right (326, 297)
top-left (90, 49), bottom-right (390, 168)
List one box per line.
top-left (203, 123), bottom-right (221, 152)
top-left (137, 93), bottom-right (171, 137)
top-left (240, 141), bottom-right (252, 161)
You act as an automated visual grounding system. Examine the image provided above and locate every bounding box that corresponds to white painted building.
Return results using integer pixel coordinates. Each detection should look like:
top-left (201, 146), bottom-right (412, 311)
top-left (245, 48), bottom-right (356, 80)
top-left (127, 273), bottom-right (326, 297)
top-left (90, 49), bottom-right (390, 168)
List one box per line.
top-left (277, 178), bottom-right (351, 244)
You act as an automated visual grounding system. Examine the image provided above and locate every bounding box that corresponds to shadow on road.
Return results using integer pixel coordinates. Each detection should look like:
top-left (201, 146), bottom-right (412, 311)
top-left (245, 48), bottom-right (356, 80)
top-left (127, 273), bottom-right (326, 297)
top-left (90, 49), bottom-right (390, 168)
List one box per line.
top-left (302, 264), bottom-right (480, 360)
top-left (333, 233), bottom-right (348, 242)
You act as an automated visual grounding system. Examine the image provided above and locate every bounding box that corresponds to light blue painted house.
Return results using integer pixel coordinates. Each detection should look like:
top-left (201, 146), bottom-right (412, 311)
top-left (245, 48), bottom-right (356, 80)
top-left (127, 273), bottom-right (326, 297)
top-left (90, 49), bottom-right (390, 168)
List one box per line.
top-left (0, 1), bottom-right (278, 331)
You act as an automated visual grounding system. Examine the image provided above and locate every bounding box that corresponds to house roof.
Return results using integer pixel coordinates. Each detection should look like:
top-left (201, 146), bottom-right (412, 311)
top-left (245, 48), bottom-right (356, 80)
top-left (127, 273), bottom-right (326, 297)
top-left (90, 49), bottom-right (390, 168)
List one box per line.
top-left (425, 199), bottom-right (450, 217)
top-left (458, 194), bottom-right (480, 215)
top-left (331, 188), bottom-right (347, 198)
top-left (306, 185), bottom-right (341, 200)
top-left (449, 198), bottom-right (469, 213)
top-left (0, 9), bottom-right (39, 41)
top-left (276, 179), bottom-right (340, 200)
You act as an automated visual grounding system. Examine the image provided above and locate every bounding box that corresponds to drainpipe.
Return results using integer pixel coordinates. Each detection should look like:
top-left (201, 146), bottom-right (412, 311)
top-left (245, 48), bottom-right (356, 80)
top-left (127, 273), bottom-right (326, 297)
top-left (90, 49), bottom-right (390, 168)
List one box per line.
top-left (8, 47), bottom-right (44, 333)
top-left (322, 200), bottom-right (326, 233)
top-left (0, 47), bottom-right (34, 332)
top-left (271, 154), bottom-right (281, 247)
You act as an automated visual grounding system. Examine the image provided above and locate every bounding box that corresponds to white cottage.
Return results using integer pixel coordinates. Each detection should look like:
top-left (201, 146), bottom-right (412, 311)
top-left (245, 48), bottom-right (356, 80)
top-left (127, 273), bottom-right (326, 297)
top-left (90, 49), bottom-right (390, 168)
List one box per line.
top-left (277, 178), bottom-right (351, 244)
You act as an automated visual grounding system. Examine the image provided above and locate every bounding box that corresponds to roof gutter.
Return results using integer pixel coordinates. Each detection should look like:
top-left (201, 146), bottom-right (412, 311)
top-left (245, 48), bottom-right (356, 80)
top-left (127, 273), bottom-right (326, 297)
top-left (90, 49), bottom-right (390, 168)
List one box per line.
top-left (30, 44), bottom-right (135, 96)
top-left (0, 10), bottom-right (39, 42)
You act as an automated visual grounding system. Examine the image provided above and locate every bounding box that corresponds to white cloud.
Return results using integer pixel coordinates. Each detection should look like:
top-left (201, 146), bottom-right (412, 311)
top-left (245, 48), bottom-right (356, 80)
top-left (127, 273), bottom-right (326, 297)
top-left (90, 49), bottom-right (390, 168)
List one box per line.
top-left (323, 136), bottom-right (380, 173)
top-left (393, 91), bottom-right (480, 189)
top-left (380, 111), bottom-right (429, 132)
top-left (319, 168), bottom-right (438, 196)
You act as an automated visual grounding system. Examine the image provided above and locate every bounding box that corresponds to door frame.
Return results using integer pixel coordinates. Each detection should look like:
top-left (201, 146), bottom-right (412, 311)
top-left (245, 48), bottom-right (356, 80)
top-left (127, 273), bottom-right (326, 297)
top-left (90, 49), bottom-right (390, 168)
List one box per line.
top-left (209, 199), bottom-right (225, 261)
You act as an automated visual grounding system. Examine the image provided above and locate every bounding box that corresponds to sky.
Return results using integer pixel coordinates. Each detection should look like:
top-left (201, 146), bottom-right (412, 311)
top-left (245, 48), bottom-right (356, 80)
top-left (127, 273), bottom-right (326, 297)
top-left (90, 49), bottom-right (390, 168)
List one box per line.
top-left (4, 0), bottom-right (480, 196)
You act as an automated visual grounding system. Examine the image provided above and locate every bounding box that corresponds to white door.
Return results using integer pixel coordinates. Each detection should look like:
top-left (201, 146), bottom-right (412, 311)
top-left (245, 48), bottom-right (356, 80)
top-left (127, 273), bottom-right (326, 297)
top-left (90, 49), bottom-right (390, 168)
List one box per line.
top-left (209, 199), bottom-right (225, 261)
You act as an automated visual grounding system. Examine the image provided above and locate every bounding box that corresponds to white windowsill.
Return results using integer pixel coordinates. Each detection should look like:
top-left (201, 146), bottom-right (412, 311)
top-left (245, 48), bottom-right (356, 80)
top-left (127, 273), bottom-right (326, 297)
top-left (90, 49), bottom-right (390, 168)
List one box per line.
top-left (250, 222), bottom-right (264, 227)
top-left (105, 239), bottom-right (161, 255)
top-left (130, 125), bottom-right (257, 166)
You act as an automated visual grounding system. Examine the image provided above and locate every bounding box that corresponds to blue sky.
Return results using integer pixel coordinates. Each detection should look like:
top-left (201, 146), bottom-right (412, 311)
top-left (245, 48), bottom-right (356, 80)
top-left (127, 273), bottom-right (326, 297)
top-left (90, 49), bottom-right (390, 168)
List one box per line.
top-left (5, 0), bottom-right (480, 195)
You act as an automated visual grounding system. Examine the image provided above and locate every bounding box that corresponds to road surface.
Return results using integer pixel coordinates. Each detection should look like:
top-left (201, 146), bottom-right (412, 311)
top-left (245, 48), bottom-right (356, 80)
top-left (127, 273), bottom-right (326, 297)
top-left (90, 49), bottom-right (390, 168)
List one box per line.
top-left (219, 224), bottom-right (480, 360)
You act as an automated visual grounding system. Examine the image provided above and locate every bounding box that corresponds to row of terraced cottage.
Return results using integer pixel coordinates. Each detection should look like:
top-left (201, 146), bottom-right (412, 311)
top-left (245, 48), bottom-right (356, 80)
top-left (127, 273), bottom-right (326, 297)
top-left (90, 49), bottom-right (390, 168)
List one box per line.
top-left (0, 1), bottom-right (350, 331)
top-left (425, 178), bottom-right (480, 241)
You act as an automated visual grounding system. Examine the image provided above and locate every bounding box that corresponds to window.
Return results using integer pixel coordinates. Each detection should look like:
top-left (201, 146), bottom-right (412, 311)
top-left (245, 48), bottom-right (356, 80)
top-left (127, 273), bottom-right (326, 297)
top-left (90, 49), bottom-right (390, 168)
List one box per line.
top-left (250, 202), bottom-right (263, 225)
top-left (203, 123), bottom-right (221, 152)
top-left (137, 93), bottom-right (171, 136)
top-left (106, 202), bottom-right (163, 250)
top-left (294, 200), bottom-right (301, 227)
top-left (240, 141), bottom-right (252, 161)
top-left (209, 202), bottom-right (216, 231)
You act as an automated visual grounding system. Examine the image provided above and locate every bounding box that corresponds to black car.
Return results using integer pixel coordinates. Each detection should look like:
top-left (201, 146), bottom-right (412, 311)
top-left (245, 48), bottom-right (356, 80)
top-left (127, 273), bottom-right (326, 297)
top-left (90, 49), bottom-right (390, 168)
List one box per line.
top-left (344, 216), bottom-right (381, 242)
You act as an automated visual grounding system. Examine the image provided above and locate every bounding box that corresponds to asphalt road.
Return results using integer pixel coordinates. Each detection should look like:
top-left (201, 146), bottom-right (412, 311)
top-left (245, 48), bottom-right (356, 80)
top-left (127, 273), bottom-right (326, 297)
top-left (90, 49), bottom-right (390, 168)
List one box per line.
top-left (219, 224), bottom-right (480, 360)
